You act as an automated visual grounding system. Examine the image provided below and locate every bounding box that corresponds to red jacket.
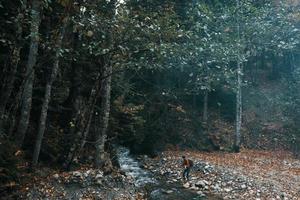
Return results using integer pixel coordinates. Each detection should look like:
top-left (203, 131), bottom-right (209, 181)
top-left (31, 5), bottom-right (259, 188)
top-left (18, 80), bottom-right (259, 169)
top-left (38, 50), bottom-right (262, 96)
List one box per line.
top-left (183, 159), bottom-right (190, 168)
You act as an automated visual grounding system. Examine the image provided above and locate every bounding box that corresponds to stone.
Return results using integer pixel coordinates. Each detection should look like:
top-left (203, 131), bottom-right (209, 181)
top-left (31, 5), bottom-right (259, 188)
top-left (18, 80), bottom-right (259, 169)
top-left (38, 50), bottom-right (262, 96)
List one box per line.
top-left (53, 174), bottom-right (59, 179)
top-left (162, 189), bottom-right (173, 194)
top-left (241, 184), bottom-right (247, 189)
top-left (183, 182), bottom-right (190, 188)
top-left (203, 180), bottom-right (210, 185)
top-left (197, 191), bottom-right (206, 197)
top-left (96, 179), bottom-right (102, 185)
top-left (166, 190), bottom-right (173, 194)
top-left (72, 171), bottom-right (82, 177)
top-left (190, 186), bottom-right (198, 190)
top-left (224, 188), bottom-right (232, 193)
top-left (95, 173), bottom-right (103, 180)
top-left (213, 184), bottom-right (221, 191)
top-left (195, 180), bottom-right (206, 188)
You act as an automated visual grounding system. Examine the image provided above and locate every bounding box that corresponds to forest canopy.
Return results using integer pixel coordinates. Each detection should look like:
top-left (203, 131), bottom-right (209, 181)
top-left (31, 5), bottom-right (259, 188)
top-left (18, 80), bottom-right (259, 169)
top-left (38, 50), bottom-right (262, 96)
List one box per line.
top-left (0, 0), bottom-right (300, 197)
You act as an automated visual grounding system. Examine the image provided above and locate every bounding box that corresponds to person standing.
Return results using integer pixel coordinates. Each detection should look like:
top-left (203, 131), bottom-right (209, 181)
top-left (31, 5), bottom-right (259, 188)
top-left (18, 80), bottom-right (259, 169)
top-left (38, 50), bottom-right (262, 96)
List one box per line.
top-left (182, 155), bottom-right (193, 181)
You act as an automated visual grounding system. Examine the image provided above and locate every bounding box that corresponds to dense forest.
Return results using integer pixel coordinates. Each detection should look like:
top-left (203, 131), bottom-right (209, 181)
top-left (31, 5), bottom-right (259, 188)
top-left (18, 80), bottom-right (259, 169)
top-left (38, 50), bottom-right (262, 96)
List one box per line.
top-left (0, 0), bottom-right (300, 199)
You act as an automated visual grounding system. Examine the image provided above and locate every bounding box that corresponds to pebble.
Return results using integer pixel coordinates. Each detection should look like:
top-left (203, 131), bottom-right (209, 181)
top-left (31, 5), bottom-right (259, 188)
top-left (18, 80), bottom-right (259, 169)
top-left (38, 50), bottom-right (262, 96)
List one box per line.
top-left (183, 182), bottom-right (190, 188)
top-left (195, 180), bottom-right (206, 188)
top-left (190, 186), bottom-right (198, 190)
top-left (197, 191), bottom-right (206, 197)
top-left (53, 174), bottom-right (59, 179)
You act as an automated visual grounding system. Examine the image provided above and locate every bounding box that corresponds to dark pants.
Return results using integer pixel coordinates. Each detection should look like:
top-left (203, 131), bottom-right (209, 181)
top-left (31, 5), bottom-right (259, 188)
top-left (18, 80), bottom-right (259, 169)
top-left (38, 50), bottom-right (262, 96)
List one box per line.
top-left (183, 167), bottom-right (190, 180)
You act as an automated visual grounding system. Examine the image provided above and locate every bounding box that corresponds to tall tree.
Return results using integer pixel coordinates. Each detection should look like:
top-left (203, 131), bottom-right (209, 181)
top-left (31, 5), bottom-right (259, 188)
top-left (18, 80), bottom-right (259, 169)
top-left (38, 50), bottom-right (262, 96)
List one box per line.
top-left (95, 61), bottom-right (112, 167)
top-left (32, 15), bottom-right (68, 167)
top-left (0, 0), bottom-right (27, 134)
top-left (16, 0), bottom-right (42, 147)
top-left (234, 0), bottom-right (242, 152)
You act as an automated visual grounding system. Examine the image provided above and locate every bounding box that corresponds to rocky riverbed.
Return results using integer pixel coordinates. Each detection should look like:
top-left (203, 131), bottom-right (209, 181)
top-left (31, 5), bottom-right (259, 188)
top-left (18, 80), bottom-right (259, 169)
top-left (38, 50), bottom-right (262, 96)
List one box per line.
top-left (23, 168), bottom-right (139, 200)
top-left (140, 149), bottom-right (300, 200)
top-left (17, 149), bottom-right (300, 200)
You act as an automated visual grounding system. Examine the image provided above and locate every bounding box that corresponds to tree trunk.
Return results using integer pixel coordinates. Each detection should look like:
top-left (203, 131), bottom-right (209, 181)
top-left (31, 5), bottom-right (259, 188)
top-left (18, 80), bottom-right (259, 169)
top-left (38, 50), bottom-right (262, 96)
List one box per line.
top-left (234, 63), bottom-right (242, 152)
top-left (80, 110), bottom-right (93, 150)
top-left (16, 0), bottom-right (42, 147)
top-left (234, 0), bottom-right (242, 152)
top-left (63, 75), bottom-right (101, 169)
top-left (203, 90), bottom-right (208, 124)
top-left (0, 1), bottom-right (27, 135)
top-left (32, 17), bottom-right (67, 167)
top-left (95, 63), bottom-right (112, 168)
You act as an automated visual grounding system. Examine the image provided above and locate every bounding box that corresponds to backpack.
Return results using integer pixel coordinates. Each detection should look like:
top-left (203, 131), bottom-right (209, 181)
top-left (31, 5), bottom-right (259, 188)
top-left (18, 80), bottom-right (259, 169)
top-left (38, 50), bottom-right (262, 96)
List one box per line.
top-left (188, 159), bottom-right (194, 167)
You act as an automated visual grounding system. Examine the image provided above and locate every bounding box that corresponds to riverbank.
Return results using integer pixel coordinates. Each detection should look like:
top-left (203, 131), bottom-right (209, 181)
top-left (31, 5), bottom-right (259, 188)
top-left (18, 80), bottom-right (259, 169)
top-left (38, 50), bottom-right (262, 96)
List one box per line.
top-left (141, 149), bottom-right (300, 200)
top-left (5, 148), bottom-right (300, 200)
top-left (14, 167), bottom-right (139, 200)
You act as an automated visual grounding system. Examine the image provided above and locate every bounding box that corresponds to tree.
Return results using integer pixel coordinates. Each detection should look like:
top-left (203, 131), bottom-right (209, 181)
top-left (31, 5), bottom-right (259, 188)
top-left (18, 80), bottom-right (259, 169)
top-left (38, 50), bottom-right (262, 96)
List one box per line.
top-left (32, 15), bottom-right (69, 167)
top-left (0, 0), bottom-right (27, 135)
top-left (16, 0), bottom-right (42, 147)
top-left (234, 0), bottom-right (242, 152)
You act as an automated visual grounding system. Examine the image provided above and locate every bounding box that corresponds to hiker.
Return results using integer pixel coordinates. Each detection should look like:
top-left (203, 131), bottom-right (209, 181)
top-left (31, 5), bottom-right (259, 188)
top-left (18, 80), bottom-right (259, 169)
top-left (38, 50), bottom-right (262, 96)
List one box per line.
top-left (182, 155), bottom-right (193, 181)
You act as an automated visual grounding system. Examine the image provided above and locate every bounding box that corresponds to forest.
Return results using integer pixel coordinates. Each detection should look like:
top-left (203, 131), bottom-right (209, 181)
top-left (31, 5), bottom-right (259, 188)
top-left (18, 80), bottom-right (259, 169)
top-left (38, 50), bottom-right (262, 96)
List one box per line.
top-left (0, 0), bottom-right (300, 199)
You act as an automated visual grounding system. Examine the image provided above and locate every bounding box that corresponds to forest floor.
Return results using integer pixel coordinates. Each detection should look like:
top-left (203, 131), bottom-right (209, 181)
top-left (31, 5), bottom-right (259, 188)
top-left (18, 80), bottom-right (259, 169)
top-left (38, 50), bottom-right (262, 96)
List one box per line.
top-left (3, 149), bottom-right (300, 200)
top-left (142, 149), bottom-right (300, 200)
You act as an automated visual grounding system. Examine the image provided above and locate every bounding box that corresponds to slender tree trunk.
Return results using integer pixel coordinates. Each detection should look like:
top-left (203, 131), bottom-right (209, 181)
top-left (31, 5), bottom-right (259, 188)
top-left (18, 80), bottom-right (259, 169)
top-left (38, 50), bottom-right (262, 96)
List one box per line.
top-left (95, 63), bottom-right (112, 168)
top-left (32, 18), bottom-right (67, 167)
top-left (234, 0), bottom-right (242, 152)
top-left (80, 110), bottom-right (93, 150)
top-left (203, 90), bottom-right (208, 124)
top-left (0, 1), bottom-right (27, 135)
top-left (16, 0), bottom-right (42, 147)
top-left (64, 75), bottom-right (101, 169)
top-left (234, 63), bottom-right (242, 152)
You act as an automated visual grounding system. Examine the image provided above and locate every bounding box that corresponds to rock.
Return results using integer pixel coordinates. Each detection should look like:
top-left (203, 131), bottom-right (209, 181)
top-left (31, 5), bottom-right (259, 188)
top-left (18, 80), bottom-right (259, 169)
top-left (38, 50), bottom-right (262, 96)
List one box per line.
top-left (195, 180), bottom-right (206, 188)
top-left (72, 171), bottom-right (82, 177)
top-left (281, 192), bottom-right (286, 198)
top-left (165, 190), bottom-right (173, 194)
top-left (84, 170), bottom-right (92, 177)
top-left (183, 182), bottom-right (190, 188)
top-left (190, 185), bottom-right (198, 190)
top-left (224, 188), bottom-right (232, 193)
top-left (95, 173), bottom-right (103, 180)
top-left (212, 184), bottom-right (221, 191)
top-left (203, 180), bottom-right (210, 185)
top-left (53, 174), bottom-right (59, 179)
top-left (96, 180), bottom-right (102, 185)
top-left (197, 191), bottom-right (206, 197)
top-left (241, 184), bottom-right (247, 189)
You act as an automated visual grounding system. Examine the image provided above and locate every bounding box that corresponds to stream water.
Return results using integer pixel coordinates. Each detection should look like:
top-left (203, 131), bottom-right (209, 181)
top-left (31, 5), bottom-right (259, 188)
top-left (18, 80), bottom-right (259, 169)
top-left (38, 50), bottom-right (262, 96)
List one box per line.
top-left (116, 147), bottom-right (219, 200)
top-left (116, 146), bottom-right (157, 187)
